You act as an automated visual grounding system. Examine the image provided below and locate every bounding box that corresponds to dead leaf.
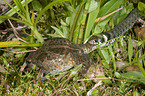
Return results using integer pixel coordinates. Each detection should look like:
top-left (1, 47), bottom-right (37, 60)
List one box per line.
top-left (134, 27), bottom-right (145, 40)
top-left (126, 65), bottom-right (141, 72)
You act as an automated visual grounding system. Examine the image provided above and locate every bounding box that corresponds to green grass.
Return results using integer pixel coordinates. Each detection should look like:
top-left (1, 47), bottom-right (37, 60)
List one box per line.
top-left (0, 0), bottom-right (145, 95)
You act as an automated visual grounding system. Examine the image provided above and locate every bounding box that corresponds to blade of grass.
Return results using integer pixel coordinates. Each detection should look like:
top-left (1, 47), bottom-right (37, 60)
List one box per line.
top-left (69, 2), bottom-right (84, 41)
top-left (25, 0), bottom-right (32, 25)
top-left (0, 16), bottom-right (32, 26)
top-left (128, 35), bottom-right (133, 63)
top-left (0, 41), bottom-right (41, 47)
top-left (13, 0), bottom-right (26, 14)
top-left (108, 45), bottom-right (116, 72)
top-left (137, 60), bottom-right (145, 77)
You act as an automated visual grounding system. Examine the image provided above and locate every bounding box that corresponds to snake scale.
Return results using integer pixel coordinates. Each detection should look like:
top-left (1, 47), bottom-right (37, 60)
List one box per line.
top-left (26, 7), bottom-right (142, 75)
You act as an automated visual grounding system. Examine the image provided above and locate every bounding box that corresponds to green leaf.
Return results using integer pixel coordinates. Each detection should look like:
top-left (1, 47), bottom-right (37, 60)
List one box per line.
top-left (120, 71), bottom-right (145, 84)
top-left (115, 72), bottom-right (121, 78)
top-left (60, 19), bottom-right (70, 38)
top-left (62, 26), bottom-right (69, 39)
top-left (98, 0), bottom-right (123, 17)
top-left (64, 2), bottom-right (74, 12)
top-left (84, 0), bottom-right (99, 41)
top-left (60, 19), bottom-right (68, 26)
top-left (138, 2), bottom-right (145, 11)
top-left (51, 26), bottom-right (65, 38)
top-left (138, 2), bottom-right (145, 16)
top-left (32, 0), bottom-right (43, 11)
top-left (99, 49), bottom-right (109, 60)
top-left (90, 89), bottom-right (98, 95)
top-left (93, 18), bottom-right (110, 35)
top-left (47, 34), bottom-right (62, 38)
top-left (96, 76), bottom-right (112, 85)
top-left (133, 91), bottom-right (139, 96)
top-left (31, 26), bottom-right (44, 43)
top-left (88, 0), bottom-right (98, 13)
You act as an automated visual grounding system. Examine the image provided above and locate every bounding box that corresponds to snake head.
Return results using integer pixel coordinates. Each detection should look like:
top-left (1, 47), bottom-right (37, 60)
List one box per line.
top-left (80, 36), bottom-right (103, 53)
top-left (80, 35), bottom-right (108, 53)
top-left (88, 36), bottom-right (105, 45)
top-left (83, 35), bottom-right (109, 53)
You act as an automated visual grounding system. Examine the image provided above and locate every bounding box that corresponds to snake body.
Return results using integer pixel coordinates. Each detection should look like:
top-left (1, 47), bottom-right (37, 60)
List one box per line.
top-left (27, 7), bottom-right (142, 75)
top-left (88, 7), bottom-right (141, 46)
